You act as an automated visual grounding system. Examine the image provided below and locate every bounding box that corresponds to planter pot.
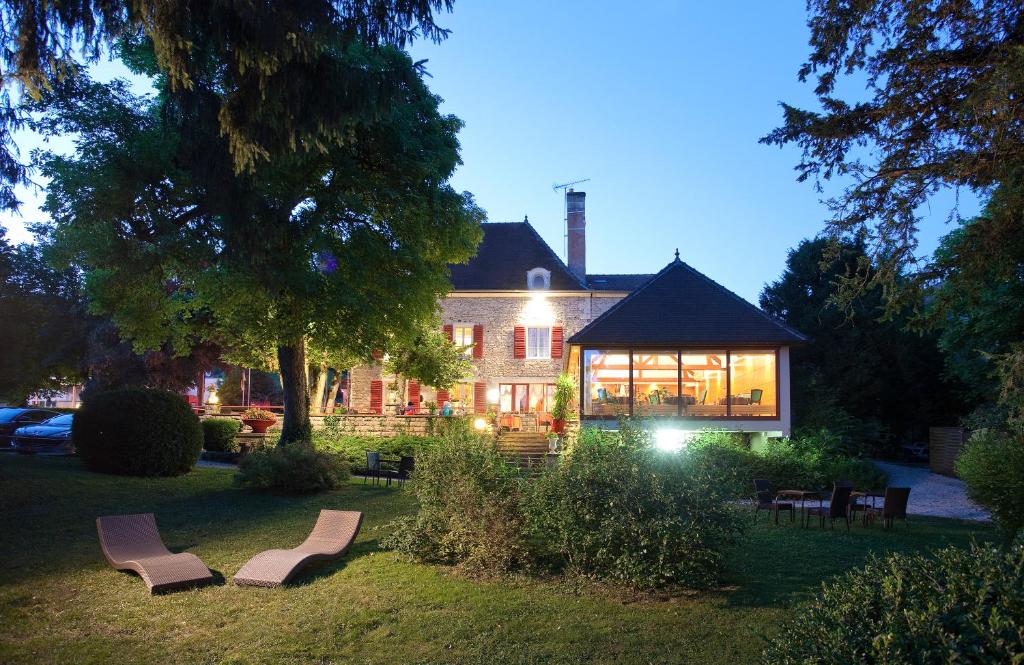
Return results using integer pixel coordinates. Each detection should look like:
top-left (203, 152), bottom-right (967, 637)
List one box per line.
top-left (551, 418), bottom-right (566, 434)
top-left (242, 418), bottom-right (276, 434)
top-left (547, 437), bottom-right (560, 453)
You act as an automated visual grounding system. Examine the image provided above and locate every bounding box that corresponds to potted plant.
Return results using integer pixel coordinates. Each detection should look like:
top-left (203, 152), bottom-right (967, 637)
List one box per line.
top-left (550, 373), bottom-right (576, 434)
top-left (241, 407), bottom-right (277, 434)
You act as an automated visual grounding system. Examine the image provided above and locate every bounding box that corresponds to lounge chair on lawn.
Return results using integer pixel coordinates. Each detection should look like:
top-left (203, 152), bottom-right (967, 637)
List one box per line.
top-left (96, 513), bottom-right (214, 594)
top-left (233, 510), bottom-right (363, 588)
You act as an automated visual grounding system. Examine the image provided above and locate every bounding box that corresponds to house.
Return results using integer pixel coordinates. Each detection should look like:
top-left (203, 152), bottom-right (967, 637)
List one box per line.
top-left (347, 190), bottom-right (805, 440)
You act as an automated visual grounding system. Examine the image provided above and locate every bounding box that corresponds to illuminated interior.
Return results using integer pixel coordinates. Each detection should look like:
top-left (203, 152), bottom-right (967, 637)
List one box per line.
top-left (499, 383), bottom-right (556, 413)
top-left (582, 349), bottom-right (777, 418)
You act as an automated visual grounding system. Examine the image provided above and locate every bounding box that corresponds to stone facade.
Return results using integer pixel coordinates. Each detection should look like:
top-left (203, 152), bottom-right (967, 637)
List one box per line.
top-left (348, 290), bottom-right (627, 414)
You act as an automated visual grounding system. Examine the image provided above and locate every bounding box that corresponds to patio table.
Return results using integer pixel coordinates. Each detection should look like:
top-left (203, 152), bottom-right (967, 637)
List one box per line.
top-left (777, 490), bottom-right (823, 527)
top-left (851, 491), bottom-right (885, 526)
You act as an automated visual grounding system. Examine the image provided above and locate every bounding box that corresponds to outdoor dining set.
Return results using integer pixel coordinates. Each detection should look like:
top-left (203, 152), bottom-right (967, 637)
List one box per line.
top-left (364, 451), bottom-right (415, 487)
top-left (754, 479), bottom-right (911, 530)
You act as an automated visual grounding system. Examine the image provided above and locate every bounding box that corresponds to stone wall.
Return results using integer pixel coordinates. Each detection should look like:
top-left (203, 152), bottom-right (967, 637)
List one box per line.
top-left (348, 291), bottom-right (625, 413)
top-left (206, 412), bottom-right (445, 437)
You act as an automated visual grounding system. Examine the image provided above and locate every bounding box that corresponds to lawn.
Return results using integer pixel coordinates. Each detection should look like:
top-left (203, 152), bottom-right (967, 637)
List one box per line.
top-left (0, 455), bottom-right (993, 665)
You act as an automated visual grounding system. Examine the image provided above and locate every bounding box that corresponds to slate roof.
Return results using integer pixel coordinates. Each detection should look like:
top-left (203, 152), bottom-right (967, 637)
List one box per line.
top-left (448, 222), bottom-right (587, 290)
top-left (567, 258), bottom-right (807, 346)
top-left (586, 273), bottom-right (655, 291)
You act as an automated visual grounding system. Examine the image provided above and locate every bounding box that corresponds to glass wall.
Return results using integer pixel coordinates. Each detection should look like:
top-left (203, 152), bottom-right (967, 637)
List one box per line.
top-left (581, 348), bottom-right (778, 419)
top-left (728, 351), bottom-right (777, 417)
top-left (631, 352), bottom-right (680, 416)
top-left (582, 350), bottom-right (631, 416)
top-left (681, 352), bottom-right (728, 416)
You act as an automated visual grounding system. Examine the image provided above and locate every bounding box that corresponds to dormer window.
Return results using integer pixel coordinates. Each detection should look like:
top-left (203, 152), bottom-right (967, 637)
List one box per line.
top-left (526, 267), bottom-right (551, 290)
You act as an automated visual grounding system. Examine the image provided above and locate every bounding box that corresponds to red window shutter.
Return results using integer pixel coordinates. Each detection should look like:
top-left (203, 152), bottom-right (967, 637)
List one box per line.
top-left (513, 326), bottom-right (526, 359)
top-left (371, 350), bottom-right (383, 361)
top-left (551, 325), bottom-right (564, 359)
top-left (472, 324), bottom-right (484, 359)
top-left (407, 381), bottom-right (420, 409)
top-left (474, 382), bottom-right (487, 414)
top-left (436, 388), bottom-right (450, 404)
top-left (369, 380), bottom-right (383, 414)
top-left (442, 324), bottom-right (453, 342)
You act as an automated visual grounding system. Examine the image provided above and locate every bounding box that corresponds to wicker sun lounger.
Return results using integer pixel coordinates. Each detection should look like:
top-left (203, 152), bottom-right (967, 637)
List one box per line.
top-left (96, 513), bottom-right (214, 594)
top-left (233, 510), bottom-right (363, 588)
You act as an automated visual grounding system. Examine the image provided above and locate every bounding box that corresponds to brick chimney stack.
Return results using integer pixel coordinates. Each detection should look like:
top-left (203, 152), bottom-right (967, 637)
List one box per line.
top-left (566, 189), bottom-right (586, 281)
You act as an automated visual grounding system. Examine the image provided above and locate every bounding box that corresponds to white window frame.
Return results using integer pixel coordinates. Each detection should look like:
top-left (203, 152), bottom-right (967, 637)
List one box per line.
top-left (526, 326), bottom-right (551, 359)
top-left (526, 267), bottom-right (551, 290)
top-left (453, 324), bottom-right (475, 356)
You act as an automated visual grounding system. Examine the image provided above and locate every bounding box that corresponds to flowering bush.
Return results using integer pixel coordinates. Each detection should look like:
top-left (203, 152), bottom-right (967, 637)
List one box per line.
top-left (241, 407), bottom-right (276, 421)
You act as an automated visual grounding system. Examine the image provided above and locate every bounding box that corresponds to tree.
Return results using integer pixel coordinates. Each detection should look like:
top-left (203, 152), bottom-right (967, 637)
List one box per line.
top-left (763, 1), bottom-right (1024, 312)
top-left (0, 1), bottom-right (455, 211)
top-left (760, 237), bottom-right (963, 453)
top-left (383, 321), bottom-right (473, 403)
top-left (0, 229), bottom-right (89, 403)
top-left (927, 185), bottom-right (1024, 427)
top-left (37, 39), bottom-right (483, 444)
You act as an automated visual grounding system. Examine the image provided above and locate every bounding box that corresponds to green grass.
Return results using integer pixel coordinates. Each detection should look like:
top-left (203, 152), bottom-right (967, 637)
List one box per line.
top-left (0, 455), bottom-right (994, 665)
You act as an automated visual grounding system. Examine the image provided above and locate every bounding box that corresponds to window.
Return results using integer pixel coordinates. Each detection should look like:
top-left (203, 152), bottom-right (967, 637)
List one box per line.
top-left (526, 267), bottom-right (551, 290)
top-left (450, 382), bottom-right (474, 411)
top-left (728, 351), bottom-right (777, 417)
top-left (582, 350), bottom-right (631, 416)
top-left (580, 348), bottom-right (778, 419)
top-left (631, 352), bottom-right (680, 416)
top-left (526, 326), bottom-right (550, 359)
top-left (453, 325), bottom-right (474, 356)
top-left (499, 383), bottom-right (556, 413)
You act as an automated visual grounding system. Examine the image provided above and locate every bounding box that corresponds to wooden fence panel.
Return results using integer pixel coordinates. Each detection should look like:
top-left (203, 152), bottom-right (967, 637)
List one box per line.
top-left (929, 427), bottom-right (966, 477)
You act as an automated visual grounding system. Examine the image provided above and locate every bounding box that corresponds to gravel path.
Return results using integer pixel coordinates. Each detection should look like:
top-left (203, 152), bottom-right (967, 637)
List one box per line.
top-left (875, 462), bottom-right (990, 522)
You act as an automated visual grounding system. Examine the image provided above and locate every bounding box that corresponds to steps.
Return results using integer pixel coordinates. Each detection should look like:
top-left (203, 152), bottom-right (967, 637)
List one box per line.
top-left (496, 431), bottom-right (549, 469)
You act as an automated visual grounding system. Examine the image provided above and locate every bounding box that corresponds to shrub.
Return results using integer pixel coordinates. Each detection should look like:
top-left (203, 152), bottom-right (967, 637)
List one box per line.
top-left (379, 430), bottom-right (531, 574)
top-left (312, 431), bottom-right (442, 470)
top-left (235, 442), bottom-right (349, 493)
top-left (527, 420), bottom-right (745, 589)
top-left (687, 431), bottom-right (887, 500)
top-left (201, 418), bottom-right (241, 452)
top-left (956, 428), bottom-right (1024, 541)
top-left (762, 542), bottom-right (1024, 664)
top-left (74, 388), bottom-right (203, 476)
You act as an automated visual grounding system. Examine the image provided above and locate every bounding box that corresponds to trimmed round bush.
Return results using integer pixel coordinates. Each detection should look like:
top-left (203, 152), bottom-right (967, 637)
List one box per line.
top-left (74, 388), bottom-right (202, 476)
top-left (763, 542), bottom-right (1024, 664)
top-left (202, 418), bottom-right (241, 452)
top-left (956, 428), bottom-right (1024, 541)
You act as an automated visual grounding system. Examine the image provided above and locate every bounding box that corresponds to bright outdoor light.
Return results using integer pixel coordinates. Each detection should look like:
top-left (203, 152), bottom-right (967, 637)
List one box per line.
top-left (520, 293), bottom-right (555, 325)
top-left (654, 429), bottom-right (691, 452)
top-left (486, 388), bottom-right (500, 404)
top-left (473, 417), bottom-right (488, 431)
top-left (207, 390), bottom-right (220, 405)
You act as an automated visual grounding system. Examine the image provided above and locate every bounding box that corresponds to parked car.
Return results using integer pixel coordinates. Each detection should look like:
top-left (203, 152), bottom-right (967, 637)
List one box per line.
top-left (12, 413), bottom-right (75, 456)
top-left (0, 407), bottom-right (60, 449)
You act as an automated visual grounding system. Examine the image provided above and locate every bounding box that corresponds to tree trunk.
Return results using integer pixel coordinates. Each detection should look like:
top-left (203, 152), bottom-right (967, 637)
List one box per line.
top-left (325, 370), bottom-right (341, 413)
top-left (277, 340), bottom-right (311, 445)
top-left (311, 363), bottom-right (328, 413)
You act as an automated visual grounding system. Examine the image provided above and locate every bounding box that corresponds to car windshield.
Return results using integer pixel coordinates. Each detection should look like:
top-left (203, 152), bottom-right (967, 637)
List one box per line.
top-left (42, 414), bottom-right (74, 427)
top-left (0, 408), bottom-right (24, 423)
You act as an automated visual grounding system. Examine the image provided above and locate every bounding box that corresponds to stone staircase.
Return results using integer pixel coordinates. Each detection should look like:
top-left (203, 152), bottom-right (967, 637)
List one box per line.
top-left (496, 431), bottom-right (549, 469)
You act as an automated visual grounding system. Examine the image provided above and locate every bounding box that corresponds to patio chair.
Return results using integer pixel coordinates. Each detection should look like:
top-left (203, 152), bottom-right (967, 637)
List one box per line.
top-left (805, 485), bottom-right (854, 530)
top-left (753, 479), bottom-right (794, 524)
top-left (365, 451), bottom-right (382, 485)
top-left (866, 487), bottom-right (911, 529)
top-left (234, 510), bottom-right (363, 588)
top-left (96, 513), bottom-right (214, 594)
top-left (396, 455), bottom-right (415, 486)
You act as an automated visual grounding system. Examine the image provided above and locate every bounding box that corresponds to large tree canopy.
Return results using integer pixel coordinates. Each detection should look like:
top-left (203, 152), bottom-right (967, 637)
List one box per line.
top-left (0, 0), bottom-right (454, 211)
top-left (37, 38), bottom-right (483, 443)
top-left (763, 1), bottom-right (1024, 309)
top-left (760, 237), bottom-right (964, 452)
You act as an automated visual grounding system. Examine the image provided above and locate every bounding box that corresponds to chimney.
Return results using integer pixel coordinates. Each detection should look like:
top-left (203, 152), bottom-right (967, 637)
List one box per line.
top-left (566, 189), bottom-right (586, 281)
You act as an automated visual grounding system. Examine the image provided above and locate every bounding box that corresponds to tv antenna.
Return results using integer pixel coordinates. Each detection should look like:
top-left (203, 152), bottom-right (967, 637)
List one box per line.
top-left (552, 178), bottom-right (590, 258)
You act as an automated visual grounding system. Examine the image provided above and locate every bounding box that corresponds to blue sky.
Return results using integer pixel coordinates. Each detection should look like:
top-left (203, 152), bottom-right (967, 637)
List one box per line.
top-left (1, 1), bottom-right (979, 303)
